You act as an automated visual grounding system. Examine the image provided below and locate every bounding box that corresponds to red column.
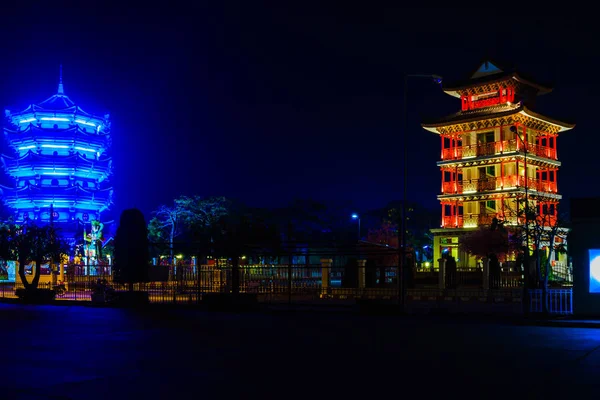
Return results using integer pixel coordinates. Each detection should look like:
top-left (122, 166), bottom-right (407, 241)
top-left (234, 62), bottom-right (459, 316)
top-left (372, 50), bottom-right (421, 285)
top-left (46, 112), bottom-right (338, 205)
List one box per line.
top-left (454, 203), bottom-right (458, 227)
top-left (499, 124), bottom-right (504, 152)
top-left (441, 169), bottom-right (444, 192)
top-left (455, 166), bottom-right (459, 193)
top-left (440, 135), bottom-right (444, 159)
top-left (441, 202), bottom-right (445, 227)
top-left (452, 134), bottom-right (456, 159)
top-left (515, 123), bottom-right (520, 151)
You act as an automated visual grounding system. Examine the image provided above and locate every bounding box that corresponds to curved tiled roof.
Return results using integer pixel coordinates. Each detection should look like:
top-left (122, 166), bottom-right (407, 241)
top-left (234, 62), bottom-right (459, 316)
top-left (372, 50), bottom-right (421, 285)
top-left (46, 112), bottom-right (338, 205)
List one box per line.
top-left (422, 103), bottom-right (575, 132)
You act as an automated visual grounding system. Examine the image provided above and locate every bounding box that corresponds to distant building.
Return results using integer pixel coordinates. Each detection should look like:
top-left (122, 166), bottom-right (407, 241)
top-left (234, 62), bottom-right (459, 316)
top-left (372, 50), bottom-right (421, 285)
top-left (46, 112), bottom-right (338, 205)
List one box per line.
top-left (422, 61), bottom-right (573, 269)
top-left (1, 67), bottom-right (113, 244)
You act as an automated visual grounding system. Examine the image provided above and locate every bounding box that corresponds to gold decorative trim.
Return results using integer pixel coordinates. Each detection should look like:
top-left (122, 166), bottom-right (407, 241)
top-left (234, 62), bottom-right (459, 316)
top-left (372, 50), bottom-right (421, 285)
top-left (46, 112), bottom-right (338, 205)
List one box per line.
top-left (435, 113), bottom-right (562, 135)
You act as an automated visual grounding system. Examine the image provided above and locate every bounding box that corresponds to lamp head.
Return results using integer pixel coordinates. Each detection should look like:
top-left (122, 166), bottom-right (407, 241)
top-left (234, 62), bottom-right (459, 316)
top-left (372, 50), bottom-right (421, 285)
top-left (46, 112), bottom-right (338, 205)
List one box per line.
top-left (351, 213), bottom-right (359, 220)
top-left (432, 75), bottom-right (443, 84)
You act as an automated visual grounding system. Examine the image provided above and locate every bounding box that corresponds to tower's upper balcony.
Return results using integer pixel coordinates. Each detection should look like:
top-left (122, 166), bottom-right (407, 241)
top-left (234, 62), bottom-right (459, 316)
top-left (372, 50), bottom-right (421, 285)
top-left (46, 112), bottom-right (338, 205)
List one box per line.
top-left (440, 138), bottom-right (557, 162)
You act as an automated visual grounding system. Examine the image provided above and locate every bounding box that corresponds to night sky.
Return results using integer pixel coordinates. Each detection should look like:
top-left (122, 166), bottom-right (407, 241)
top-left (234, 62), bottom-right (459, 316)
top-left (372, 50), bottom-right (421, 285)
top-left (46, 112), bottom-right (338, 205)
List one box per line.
top-left (0, 5), bottom-right (593, 221)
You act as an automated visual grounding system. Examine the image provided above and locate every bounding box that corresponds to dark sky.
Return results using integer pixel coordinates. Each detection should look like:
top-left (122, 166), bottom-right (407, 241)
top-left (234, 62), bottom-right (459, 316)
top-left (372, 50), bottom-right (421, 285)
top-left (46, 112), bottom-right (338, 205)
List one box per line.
top-left (0, 4), bottom-right (593, 221)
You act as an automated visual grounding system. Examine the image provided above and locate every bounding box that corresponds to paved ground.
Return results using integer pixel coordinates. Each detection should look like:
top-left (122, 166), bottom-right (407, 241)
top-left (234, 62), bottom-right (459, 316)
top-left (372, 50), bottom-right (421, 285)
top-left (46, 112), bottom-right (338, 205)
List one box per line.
top-left (0, 304), bottom-right (599, 399)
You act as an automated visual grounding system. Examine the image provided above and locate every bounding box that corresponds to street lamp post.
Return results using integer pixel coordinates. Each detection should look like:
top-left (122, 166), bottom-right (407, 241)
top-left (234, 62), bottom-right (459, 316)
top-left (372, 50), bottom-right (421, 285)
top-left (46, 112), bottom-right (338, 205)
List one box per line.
top-left (351, 213), bottom-right (360, 240)
top-left (400, 74), bottom-right (443, 307)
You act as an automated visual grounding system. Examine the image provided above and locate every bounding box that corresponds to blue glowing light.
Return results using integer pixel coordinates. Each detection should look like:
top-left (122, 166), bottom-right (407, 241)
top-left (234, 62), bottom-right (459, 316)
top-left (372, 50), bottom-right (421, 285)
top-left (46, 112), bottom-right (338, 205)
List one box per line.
top-left (40, 117), bottom-right (69, 122)
top-left (74, 119), bottom-right (96, 127)
top-left (351, 213), bottom-right (359, 219)
top-left (74, 146), bottom-right (95, 153)
top-left (2, 80), bottom-right (113, 228)
top-left (590, 249), bottom-right (600, 293)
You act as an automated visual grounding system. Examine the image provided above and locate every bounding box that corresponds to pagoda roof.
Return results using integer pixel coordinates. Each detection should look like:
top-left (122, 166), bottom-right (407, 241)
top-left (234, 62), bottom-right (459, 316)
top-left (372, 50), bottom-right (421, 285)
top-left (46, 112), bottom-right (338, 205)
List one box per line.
top-left (1, 151), bottom-right (112, 165)
top-left (6, 71), bottom-right (108, 122)
top-left (0, 152), bottom-right (112, 181)
top-left (441, 61), bottom-right (553, 98)
top-left (4, 124), bottom-right (111, 143)
top-left (0, 184), bottom-right (113, 211)
top-left (37, 94), bottom-right (76, 110)
top-left (422, 103), bottom-right (575, 133)
top-left (0, 184), bottom-right (113, 194)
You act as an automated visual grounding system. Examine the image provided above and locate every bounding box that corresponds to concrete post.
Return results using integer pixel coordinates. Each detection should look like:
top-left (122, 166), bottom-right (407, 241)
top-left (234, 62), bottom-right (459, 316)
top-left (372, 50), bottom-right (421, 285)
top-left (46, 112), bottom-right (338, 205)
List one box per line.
top-left (483, 258), bottom-right (490, 291)
top-left (320, 258), bottom-right (332, 297)
top-left (438, 258), bottom-right (446, 290)
top-left (357, 260), bottom-right (366, 290)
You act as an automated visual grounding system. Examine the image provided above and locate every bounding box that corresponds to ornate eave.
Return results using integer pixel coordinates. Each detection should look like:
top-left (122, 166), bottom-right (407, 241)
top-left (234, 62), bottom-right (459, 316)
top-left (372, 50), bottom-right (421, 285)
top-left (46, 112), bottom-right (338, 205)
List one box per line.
top-left (437, 154), bottom-right (561, 169)
top-left (1, 151), bottom-right (112, 164)
top-left (4, 123), bottom-right (111, 139)
top-left (422, 106), bottom-right (574, 135)
top-left (442, 70), bottom-right (553, 98)
top-left (431, 227), bottom-right (477, 235)
top-left (438, 190), bottom-right (562, 202)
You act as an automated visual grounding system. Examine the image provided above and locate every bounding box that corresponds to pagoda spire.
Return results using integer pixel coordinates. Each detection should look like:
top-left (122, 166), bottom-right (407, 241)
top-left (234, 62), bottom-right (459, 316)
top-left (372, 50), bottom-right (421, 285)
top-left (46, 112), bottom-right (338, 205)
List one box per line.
top-left (58, 64), bottom-right (64, 95)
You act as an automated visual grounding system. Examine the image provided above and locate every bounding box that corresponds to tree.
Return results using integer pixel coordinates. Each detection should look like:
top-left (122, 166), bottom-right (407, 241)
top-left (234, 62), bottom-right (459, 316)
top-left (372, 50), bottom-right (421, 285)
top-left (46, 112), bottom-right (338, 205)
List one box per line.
top-left (149, 196), bottom-right (229, 260)
top-left (148, 199), bottom-right (191, 260)
top-left (186, 196), bottom-right (229, 235)
top-left (458, 220), bottom-right (515, 262)
top-left (6, 224), bottom-right (67, 290)
top-left (515, 203), bottom-right (568, 314)
top-left (114, 208), bottom-right (150, 291)
top-left (367, 221), bottom-right (399, 248)
top-left (0, 222), bottom-right (12, 277)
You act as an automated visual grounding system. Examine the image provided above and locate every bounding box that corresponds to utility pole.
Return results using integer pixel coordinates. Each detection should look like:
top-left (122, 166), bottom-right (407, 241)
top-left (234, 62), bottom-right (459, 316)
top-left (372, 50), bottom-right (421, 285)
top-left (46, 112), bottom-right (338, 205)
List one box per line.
top-left (400, 73), bottom-right (443, 308)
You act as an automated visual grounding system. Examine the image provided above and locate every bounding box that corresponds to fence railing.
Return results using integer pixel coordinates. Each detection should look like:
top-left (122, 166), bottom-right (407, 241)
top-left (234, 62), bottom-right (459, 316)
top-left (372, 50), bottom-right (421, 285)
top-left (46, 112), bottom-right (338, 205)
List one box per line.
top-left (0, 263), bottom-right (571, 311)
top-left (528, 289), bottom-right (573, 315)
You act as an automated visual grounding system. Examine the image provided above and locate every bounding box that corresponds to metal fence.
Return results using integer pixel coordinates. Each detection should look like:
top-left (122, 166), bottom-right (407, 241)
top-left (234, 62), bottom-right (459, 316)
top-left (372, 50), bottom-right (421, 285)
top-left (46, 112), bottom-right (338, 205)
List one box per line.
top-left (0, 262), bottom-right (532, 306)
top-left (528, 289), bottom-right (573, 315)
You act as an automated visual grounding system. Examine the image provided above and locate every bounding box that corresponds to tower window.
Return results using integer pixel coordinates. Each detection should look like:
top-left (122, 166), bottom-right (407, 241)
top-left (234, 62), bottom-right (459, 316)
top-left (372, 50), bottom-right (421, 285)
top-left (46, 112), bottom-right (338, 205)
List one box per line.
top-left (51, 179), bottom-right (59, 186)
top-left (53, 124), bottom-right (58, 129)
top-left (53, 151), bottom-right (58, 157)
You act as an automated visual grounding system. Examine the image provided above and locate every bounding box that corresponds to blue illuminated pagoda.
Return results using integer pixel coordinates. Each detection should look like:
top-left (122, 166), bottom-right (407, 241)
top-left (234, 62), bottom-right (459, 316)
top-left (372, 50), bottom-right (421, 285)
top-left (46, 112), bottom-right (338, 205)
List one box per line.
top-left (1, 68), bottom-right (113, 237)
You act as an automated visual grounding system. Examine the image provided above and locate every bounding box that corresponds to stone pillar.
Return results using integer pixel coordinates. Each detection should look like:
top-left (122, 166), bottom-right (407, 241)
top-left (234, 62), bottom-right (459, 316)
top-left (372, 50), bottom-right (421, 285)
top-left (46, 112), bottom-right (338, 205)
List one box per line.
top-left (483, 258), bottom-right (490, 291)
top-left (357, 260), bottom-right (366, 290)
top-left (320, 258), bottom-right (332, 296)
top-left (438, 258), bottom-right (446, 290)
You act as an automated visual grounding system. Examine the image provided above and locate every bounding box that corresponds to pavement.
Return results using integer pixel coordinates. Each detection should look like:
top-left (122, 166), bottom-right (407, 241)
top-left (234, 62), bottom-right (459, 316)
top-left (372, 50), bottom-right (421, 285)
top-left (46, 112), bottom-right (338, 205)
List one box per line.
top-left (1, 304), bottom-right (600, 399)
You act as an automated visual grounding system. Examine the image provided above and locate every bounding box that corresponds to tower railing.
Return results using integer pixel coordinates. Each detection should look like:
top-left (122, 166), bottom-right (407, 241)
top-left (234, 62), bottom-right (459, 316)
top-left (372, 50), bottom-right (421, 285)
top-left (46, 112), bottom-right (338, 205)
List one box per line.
top-left (441, 139), bottom-right (557, 161)
top-left (441, 212), bottom-right (557, 229)
top-left (443, 175), bottom-right (557, 195)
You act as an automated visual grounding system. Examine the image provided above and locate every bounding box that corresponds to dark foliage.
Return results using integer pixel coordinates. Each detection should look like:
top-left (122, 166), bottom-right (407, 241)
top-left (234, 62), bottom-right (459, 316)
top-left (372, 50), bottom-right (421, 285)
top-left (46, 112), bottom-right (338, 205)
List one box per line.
top-left (444, 254), bottom-right (457, 289)
top-left (342, 257), bottom-right (358, 288)
top-left (113, 208), bottom-right (150, 288)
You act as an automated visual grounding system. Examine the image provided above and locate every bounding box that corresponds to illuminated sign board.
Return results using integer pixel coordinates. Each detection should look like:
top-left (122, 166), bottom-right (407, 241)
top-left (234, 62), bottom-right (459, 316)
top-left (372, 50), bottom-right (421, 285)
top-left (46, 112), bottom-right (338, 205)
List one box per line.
top-left (589, 249), bottom-right (600, 293)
